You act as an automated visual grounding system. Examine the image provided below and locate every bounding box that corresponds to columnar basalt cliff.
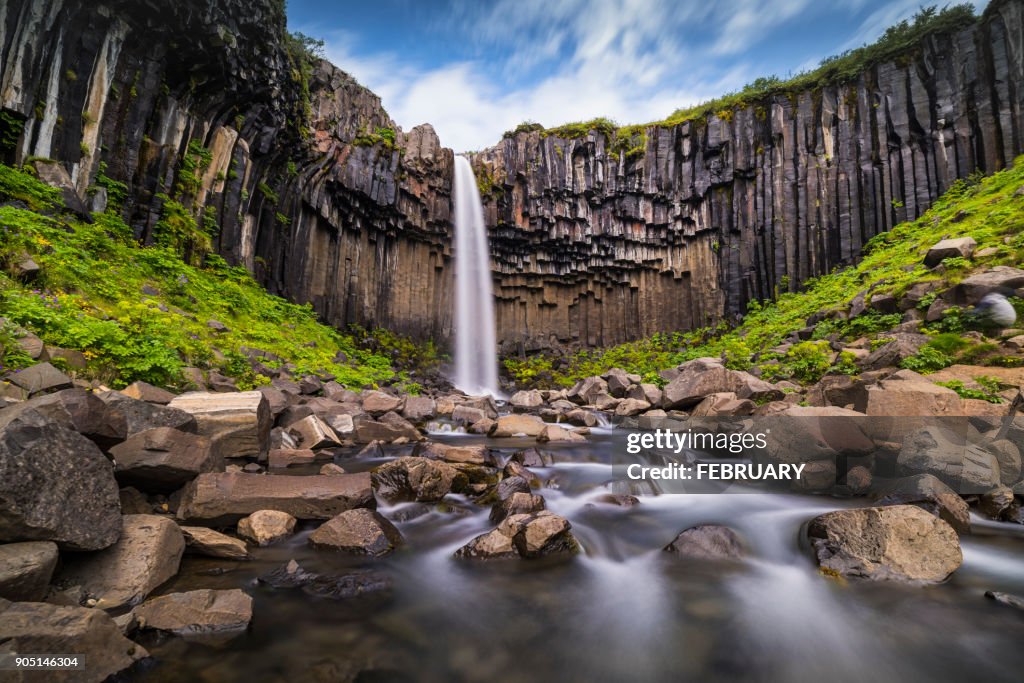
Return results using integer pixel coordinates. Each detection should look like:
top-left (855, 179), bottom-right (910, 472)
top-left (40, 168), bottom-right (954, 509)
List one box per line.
top-left (1, 0), bottom-right (1022, 355)
top-left (473, 0), bottom-right (1024, 350)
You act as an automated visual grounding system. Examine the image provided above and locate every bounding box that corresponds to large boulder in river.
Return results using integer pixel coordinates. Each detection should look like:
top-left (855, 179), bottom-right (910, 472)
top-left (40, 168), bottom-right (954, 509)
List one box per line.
top-left (896, 426), bottom-right (1000, 493)
top-left (133, 588), bottom-right (252, 637)
top-left (456, 511), bottom-right (577, 560)
top-left (0, 419), bottom-right (121, 551)
top-left (110, 427), bottom-right (221, 493)
top-left (176, 472), bottom-right (373, 525)
top-left (489, 414), bottom-right (546, 438)
top-left (876, 473), bottom-right (971, 533)
top-left (372, 457), bottom-right (464, 502)
top-left (0, 541), bottom-right (58, 601)
top-left (309, 509), bottom-right (404, 556)
top-left (0, 599), bottom-right (148, 679)
top-left (167, 391), bottom-right (271, 460)
top-left (807, 505), bottom-right (962, 582)
top-left (59, 515), bottom-right (185, 610)
top-left (664, 525), bottom-right (745, 560)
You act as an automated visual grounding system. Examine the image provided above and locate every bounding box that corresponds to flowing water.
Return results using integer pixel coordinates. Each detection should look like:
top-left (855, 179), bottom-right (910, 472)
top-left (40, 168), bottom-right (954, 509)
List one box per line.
top-left (139, 429), bottom-right (1024, 683)
top-left (451, 156), bottom-right (499, 397)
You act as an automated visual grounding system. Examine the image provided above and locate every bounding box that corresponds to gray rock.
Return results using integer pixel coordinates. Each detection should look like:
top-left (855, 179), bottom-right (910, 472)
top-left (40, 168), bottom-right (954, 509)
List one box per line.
top-left (924, 237), bottom-right (976, 268)
top-left (111, 427), bottom-right (221, 493)
top-left (455, 510), bottom-right (577, 560)
top-left (896, 426), bottom-right (1000, 493)
top-left (664, 525), bottom-right (745, 560)
top-left (372, 457), bottom-right (463, 503)
top-left (133, 588), bottom-right (253, 637)
top-left (5, 362), bottom-right (72, 395)
top-left (876, 473), bottom-right (971, 533)
top-left (257, 559), bottom-right (392, 600)
top-left (0, 541), bottom-right (58, 601)
top-left (167, 391), bottom-right (271, 459)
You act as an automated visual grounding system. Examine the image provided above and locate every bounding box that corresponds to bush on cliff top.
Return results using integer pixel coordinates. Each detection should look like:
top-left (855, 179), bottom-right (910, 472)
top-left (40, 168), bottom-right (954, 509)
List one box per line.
top-left (504, 155), bottom-right (1024, 388)
top-left (0, 163), bottom-right (397, 390)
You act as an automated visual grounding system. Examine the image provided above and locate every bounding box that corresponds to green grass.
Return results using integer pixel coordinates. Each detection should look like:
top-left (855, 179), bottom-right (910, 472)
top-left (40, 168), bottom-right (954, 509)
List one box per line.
top-left (0, 163), bottom-right (402, 390)
top-left (505, 155), bottom-right (1024, 388)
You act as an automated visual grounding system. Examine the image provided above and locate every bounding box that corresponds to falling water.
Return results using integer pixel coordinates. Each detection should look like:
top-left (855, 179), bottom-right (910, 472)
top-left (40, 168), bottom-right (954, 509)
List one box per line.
top-left (452, 155), bottom-right (500, 396)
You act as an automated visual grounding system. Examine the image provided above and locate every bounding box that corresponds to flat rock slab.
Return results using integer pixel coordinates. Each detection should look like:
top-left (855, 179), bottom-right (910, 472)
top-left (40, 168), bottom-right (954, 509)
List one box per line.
top-left (59, 515), bottom-right (185, 610)
top-left (808, 505), bottom-right (962, 582)
top-left (257, 559), bottom-right (392, 601)
top-left (5, 362), bottom-right (72, 395)
top-left (120, 381), bottom-right (177, 405)
top-left (180, 526), bottom-right (251, 560)
top-left (111, 427), bottom-right (222, 493)
top-left (168, 391), bottom-right (270, 460)
top-left (134, 588), bottom-right (253, 637)
top-left (177, 472), bottom-right (374, 525)
top-left (0, 599), bottom-right (148, 680)
top-left (0, 420), bottom-right (122, 551)
top-left (0, 541), bottom-right (58, 601)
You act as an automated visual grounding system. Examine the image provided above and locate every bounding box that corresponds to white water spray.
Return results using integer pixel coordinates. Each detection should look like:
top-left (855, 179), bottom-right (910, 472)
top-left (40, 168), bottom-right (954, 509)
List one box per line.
top-left (452, 156), bottom-right (500, 396)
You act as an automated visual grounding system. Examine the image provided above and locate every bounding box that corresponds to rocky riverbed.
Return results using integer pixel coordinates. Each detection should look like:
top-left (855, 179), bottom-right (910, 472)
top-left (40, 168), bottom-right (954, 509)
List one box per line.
top-left (1, 355), bottom-right (1023, 682)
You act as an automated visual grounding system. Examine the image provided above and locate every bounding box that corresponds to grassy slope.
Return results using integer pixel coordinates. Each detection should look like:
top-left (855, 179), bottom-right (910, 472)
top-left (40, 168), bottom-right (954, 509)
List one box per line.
top-left (505, 156), bottom-right (1024, 389)
top-left (0, 164), bottom-right (399, 390)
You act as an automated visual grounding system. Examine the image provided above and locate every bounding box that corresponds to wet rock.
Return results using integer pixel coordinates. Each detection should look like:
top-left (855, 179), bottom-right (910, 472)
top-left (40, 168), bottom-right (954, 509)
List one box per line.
top-left (664, 525), bottom-right (745, 560)
top-left (455, 511), bottom-right (577, 560)
top-left (510, 447), bottom-right (553, 467)
top-left (595, 493), bottom-right (640, 507)
top-left (287, 415), bottom-right (341, 450)
top-left (309, 509), bottom-right (404, 556)
top-left (0, 600), bottom-right (147, 679)
top-left (509, 390), bottom-right (544, 410)
top-left (372, 457), bottom-right (463, 503)
top-left (180, 526), bottom-right (250, 560)
top-left (0, 541), bottom-right (58, 601)
top-left (59, 515), bottom-right (185, 610)
top-left (237, 510), bottom-right (297, 546)
top-left (490, 413), bottom-right (547, 437)
top-left (807, 505), bottom-right (962, 582)
top-left (176, 472), bottom-right (374, 525)
top-left (896, 426), bottom-right (1000, 493)
top-left (257, 559), bottom-right (392, 600)
top-left (133, 588), bottom-right (253, 637)
top-left (361, 391), bottom-right (404, 415)
top-left (979, 485), bottom-right (1015, 519)
top-left (502, 461), bottom-right (539, 487)
top-left (5, 362), bottom-right (72, 396)
top-left (401, 395), bottom-right (436, 422)
top-left (924, 237), bottom-right (976, 268)
top-left (0, 420), bottom-right (121, 550)
top-left (120, 381), bottom-right (177, 405)
top-left (985, 590), bottom-right (1024, 611)
top-left (167, 391), bottom-right (271, 460)
top-left (111, 427), bottom-right (221, 493)
top-left (537, 424), bottom-right (586, 443)
top-left (489, 491), bottom-right (546, 524)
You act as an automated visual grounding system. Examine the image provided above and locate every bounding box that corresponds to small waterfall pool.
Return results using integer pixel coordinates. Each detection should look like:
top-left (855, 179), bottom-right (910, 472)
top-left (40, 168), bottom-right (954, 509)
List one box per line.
top-left (140, 431), bottom-right (1024, 683)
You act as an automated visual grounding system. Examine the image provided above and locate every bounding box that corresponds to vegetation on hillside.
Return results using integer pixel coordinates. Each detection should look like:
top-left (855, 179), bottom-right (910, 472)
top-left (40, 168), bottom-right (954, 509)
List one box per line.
top-left (503, 5), bottom-right (978, 149)
top-left (0, 162), bottom-right (433, 390)
top-left (504, 155), bottom-right (1024, 388)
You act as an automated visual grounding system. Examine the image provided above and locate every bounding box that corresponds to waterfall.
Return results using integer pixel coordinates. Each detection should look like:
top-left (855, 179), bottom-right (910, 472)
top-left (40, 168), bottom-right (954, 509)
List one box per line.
top-left (452, 156), bottom-right (500, 396)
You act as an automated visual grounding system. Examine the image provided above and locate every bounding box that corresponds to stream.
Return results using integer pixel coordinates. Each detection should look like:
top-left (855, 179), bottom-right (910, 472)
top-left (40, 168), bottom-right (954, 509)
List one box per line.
top-left (137, 429), bottom-right (1024, 683)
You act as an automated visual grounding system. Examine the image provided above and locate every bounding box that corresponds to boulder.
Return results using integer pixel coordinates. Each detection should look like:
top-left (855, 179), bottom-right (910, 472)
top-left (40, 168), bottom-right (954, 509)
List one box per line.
top-left (5, 362), bottom-right (72, 395)
top-left (361, 391), bottom-right (404, 415)
top-left (455, 511), bottom-right (577, 560)
top-left (401, 395), bottom-right (436, 422)
top-left (414, 441), bottom-right (493, 466)
top-left (97, 391), bottom-right (198, 441)
top-left (690, 392), bottom-right (754, 417)
top-left (762, 407), bottom-right (873, 465)
top-left (0, 600), bottom-right (147, 679)
top-left (590, 393), bottom-right (619, 411)
top-left (323, 413), bottom-right (355, 436)
top-left (309, 509), bottom-right (404, 556)
top-left (180, 526), bottom-right (250, 560)
top-left (664, 525), bottom-right (745, 560)
top-left (489, 491), bottom-right (546, 524)
top-left (0, 388), bottom-right (122, 446)
top-left (564, 408), bottom-right (598, 427)
top-left (354, 414), bottom-right (422, 443)
top-left (807, 505), bottom-right (962, 582)
top-left (133, 588), bottom-right (253, 637)
top-left (924, 236), bottom-right (976, 268)
top-left (120, 381), bottom-right (177, 405)
top-left (628, 383), bottom-right (663, 406)
top-left (567, 376), bottom-right (608, 405)
top-left (509, 390), bottom-right (544, 411)
top-left (490, 413), bottom-right (547, 438)
top-left (372, 457), bottom-right (463, 503)
top-left (987, 439), bottom-right (1021, 485)
top-left (110, 427), bottom-right (221, 493)
top-left (510, 447), bottom-right (553, 467)
top-left (0, 420), bottom-right (121, 551)
top-left (661, 358), bottom-right (745, 409)
top-left (860, 334), bottom-right (929, 371)
top-left (451, 405), bottom-right (487, 425)
top-left (537, 424), bottom-right (586, 443)
top-left (614, 398), bottom-right (651, 417)
top-left (59, 515), bottom-right (185, 610)
top-left (0, 541), bottom-right (58, 601)
top-left (176, 472), bottom-right (373, 525)
top-left (257, 385), bottom-right (290, 417)
top-left (287, 415), bottom-right (341, 450)
top-left (896, 426), bottom-right (1000, 493)
top-left (864, 374), bottom-right (961, 417)
top-left (604, 368), bottom-right (632, 397)
top-left (945, 266), bottom-right (1024, 305)
top-left (268, 448), bottom-right (317, 469)
top-left (237, 510), bottom-right (297, 546)
top-left (167, 391), bottom-right (271, 460)
top-left (979, 485), bottom-right (1015, 519)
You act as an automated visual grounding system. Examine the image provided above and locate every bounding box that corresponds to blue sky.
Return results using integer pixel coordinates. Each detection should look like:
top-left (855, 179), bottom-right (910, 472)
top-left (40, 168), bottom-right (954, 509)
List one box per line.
top-left (287, 0), bottom-right (987, 152)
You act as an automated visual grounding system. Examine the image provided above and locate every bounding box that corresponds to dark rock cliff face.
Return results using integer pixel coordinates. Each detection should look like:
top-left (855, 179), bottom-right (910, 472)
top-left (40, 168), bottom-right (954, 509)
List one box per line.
top-left (1, 0), bottom-right (1022, 354)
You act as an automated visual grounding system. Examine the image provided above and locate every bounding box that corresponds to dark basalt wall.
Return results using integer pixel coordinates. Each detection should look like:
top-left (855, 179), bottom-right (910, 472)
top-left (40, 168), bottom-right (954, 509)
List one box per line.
top-left (1, 0), bottom-right (1022, 354)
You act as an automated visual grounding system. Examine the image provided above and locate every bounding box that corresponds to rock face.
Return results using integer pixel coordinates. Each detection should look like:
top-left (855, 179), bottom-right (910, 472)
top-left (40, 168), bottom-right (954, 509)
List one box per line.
top-left (2, 0), bottom-right (1020, 352)
top-left (0, 419), bottom-right (121, 551)
top-left (0, 599), bottom-right (148, 680)
top-left (309, 509), bottom-right (404, 556)
top-left (177, 472), bottom-right (373, 525)
top-left (807, 505), bottom-right (962, 582)
top-left (133, 588), bottom-right (253, 637)
top-left (0, 541), bottom-right (59, 601)
top-left (59, 515), bottom-right (185, 610)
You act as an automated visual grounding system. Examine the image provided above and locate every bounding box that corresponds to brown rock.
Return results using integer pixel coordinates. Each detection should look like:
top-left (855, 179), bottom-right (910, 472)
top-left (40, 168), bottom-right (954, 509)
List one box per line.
top-left (167, 391), bottom-right (271, 460)
top-left (180, 526), bottom-right (250, 560)
top-left (309, 509), bottom-right (404, 556)
top-left (237, 510), bottom-right (296, 546)
top-left (110, 427), bottom-right (221, 493)
top-left (0, 541), bottom-right (58, 601)
top-left (664, 525), bottom-right (745, 560)
top-left (134, 588), bottom-right (253, 636)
